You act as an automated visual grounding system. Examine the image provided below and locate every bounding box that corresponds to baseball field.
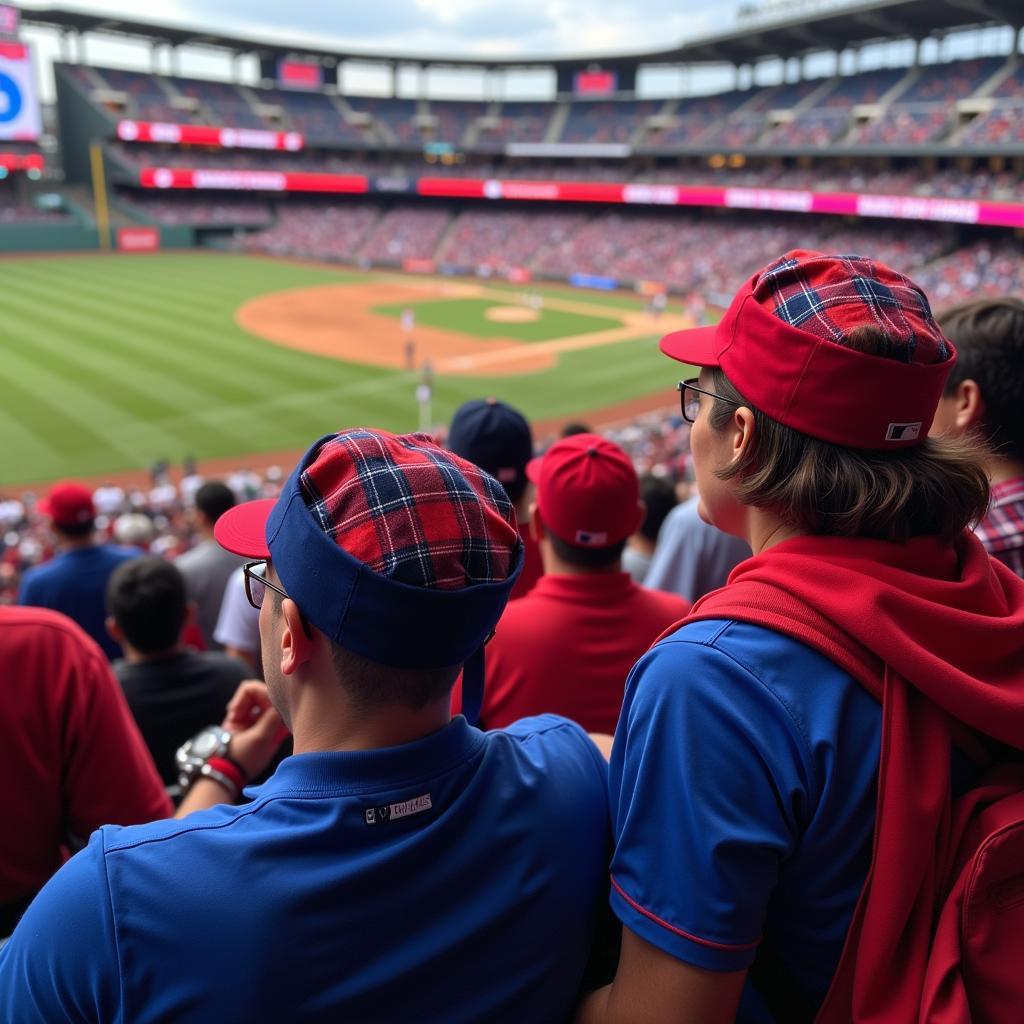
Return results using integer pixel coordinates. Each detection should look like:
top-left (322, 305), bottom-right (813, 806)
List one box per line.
top-left (0, 251), bottom-right (694, 486)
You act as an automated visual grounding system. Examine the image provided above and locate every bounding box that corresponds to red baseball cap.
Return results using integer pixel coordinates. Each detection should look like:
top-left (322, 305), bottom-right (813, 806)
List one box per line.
top-left (659, 250), bottom-right (957, 450)
top-left (527, 433), bottom-right (643, 548)
top-left (37, 482), bottom-right (95, 528)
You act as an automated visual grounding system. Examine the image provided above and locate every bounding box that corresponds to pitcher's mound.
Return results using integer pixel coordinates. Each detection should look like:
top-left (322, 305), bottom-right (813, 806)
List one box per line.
top-left (485, 305), bottom-right (541, 323)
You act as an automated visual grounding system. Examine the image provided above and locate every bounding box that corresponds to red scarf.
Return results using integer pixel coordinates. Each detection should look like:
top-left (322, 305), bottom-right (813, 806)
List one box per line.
top-left (672, 531), bottom-right (1024, 1023)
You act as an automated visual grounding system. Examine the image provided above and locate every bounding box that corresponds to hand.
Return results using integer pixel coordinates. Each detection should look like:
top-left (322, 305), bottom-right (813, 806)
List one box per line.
top-left (221, 681), bottom-right (289, 781)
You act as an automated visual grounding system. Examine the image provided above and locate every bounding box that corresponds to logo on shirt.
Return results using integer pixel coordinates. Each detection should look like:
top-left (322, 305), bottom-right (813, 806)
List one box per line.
top-left (364, 793), bottom-right (433, 827)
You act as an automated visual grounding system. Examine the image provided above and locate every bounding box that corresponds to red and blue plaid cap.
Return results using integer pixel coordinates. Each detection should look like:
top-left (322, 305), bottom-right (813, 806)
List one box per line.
top-left (214, 430), bottom-right (524, 692)
top-left (299, 429), bottom-right (519, 590)
top-left (659, 249), bottom-right (957, 450)
top-left (753, 251), bottom-right (950, 365)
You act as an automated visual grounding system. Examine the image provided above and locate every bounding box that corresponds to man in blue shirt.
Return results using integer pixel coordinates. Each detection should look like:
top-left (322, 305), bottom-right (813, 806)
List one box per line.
top-left (0, 429), bottom-right (610, 1024)
top-left (18, 481), bottom-right (139, 659)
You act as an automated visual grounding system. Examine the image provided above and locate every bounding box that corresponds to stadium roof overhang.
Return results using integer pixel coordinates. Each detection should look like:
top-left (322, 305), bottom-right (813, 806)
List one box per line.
top-left (16, 0), bottom-right (1024, 71)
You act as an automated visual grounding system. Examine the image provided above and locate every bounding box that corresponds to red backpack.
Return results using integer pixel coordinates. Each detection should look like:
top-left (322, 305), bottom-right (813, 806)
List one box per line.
top-left (673, 582), bottom-right (1024, 1023)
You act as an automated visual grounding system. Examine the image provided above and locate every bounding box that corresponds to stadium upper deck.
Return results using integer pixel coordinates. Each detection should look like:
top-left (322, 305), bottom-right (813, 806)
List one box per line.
top-left (58, 53), bottom-right (1024, 155)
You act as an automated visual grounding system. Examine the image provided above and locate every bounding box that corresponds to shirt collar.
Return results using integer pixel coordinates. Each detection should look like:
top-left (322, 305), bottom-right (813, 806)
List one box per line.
top-left (247, 715), bottom-right (484, 798)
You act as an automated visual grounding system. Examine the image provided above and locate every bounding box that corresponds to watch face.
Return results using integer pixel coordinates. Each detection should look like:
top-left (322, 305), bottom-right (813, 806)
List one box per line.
top-left (191, 732), bottom-right (221, 759)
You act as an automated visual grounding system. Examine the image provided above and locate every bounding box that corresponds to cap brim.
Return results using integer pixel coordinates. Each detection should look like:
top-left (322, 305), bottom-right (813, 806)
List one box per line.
top-left (659, 325), bottom-right (720, 367)
top-left (214, 498), bottom-right (275, 558)
top-left (525, 456), bottom-right (543, 483)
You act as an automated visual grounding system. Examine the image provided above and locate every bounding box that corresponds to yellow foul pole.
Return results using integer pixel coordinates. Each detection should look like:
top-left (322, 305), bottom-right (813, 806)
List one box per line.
top-left (89, 142), bottom-right (112, 251)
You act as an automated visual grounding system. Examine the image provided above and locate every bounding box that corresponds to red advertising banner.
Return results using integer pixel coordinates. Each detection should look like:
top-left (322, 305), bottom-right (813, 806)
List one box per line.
top-left (134, 167), bottom-right (1024, 231)
top-left (116, 227), bottom-right (161, 252)
top-left (139, 167), bottom-right (369, 193)
top-left (118, 120), bottom-right (304, 151)
top-left (0, 151), bottom-right (44, 171)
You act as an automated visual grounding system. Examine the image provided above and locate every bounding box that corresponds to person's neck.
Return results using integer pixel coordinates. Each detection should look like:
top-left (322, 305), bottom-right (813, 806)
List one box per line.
top-left (988, 455), bottom-right (1024, 487)
top-left (540, 548), bottom-right (622, 577)
top-left (57, 534), bottom-right (95, 552)
top-left (292, 698), bottom-right (452, 755)
top-left (123, 642), bottom-right (184, 664)
top-left (744, 508), bottom-right (803, 556)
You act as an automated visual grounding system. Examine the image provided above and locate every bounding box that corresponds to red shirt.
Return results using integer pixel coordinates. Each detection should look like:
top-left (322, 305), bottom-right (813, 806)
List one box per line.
top-left (1, 607), bottom-right (172, 912)
top-left (509, 530), bottom-right (543, 601)
top-left (460, 572), bottom-right (690, 734)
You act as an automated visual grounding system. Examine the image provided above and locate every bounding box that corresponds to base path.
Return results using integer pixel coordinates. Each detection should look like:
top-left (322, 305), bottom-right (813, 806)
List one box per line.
top-left (235, 278), bottom-right (689, 377)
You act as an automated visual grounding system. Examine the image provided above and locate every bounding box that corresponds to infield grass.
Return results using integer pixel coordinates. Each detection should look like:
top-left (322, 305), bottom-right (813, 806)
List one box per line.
top-left (0, 252), bottom-right (678, 485)
top-left (372, 297), bottom-right (620, 341)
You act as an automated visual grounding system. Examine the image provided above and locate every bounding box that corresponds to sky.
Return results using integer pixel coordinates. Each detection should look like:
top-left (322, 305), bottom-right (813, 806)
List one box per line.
top-left (15, 0), bottom-right (1018, 101)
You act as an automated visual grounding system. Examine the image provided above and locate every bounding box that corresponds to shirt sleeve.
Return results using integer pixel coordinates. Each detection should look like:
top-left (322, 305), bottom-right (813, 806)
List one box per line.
top-left (0, 833), bottom-right (121, 1023)
top-left (64, 643), bottom-right (173, 840)
top-left (212, 569), bottom-right (260, 652)
top-left (608, 629), bottom-right (813, 972)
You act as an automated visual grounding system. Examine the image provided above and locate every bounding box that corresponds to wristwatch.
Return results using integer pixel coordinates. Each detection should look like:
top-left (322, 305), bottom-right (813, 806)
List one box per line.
top-left (176, 726), bottom-right (234, 792)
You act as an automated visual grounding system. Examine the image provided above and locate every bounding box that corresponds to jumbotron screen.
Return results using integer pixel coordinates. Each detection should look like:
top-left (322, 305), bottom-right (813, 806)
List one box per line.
top-left (574, 69), bottom-right (617, 95)
top-left (0, 42), bottom-right (41, 141)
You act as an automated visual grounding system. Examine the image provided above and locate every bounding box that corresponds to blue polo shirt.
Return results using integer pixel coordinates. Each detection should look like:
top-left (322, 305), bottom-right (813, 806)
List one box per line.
top-left (0, 715), bottom-right (609, 1024)
top-left (609, 620), bottom-right (881, 1021)
top-left (18, 544), bottom-right (140, 659)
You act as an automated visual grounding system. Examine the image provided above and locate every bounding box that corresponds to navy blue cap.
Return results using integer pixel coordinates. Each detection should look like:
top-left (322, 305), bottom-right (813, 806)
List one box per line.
top-left (448, 399), bottom-right (533, 498)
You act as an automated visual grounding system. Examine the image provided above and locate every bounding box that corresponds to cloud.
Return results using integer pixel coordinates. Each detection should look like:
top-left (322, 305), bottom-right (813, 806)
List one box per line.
top-left (44, 0), bottom-right (743, 56)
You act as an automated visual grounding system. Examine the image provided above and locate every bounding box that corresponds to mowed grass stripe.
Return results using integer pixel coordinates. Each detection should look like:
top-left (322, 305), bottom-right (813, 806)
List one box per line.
top-left (16, 261), bottom-right (373, 395)
top-left (0, 282), bottom-right (263, 430)
top-left (5, 274), bottom-right (331, 409)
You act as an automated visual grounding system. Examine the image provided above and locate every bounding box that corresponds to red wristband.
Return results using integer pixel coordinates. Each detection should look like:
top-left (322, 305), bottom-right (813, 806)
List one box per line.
top-left (207, 757), bottom-right (246, 792)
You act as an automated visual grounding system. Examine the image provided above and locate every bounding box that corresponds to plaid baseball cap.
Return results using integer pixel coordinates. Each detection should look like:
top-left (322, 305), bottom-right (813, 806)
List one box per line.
top-left (659, 250), bottom-right (957, 449)
top-left (528, 433), bottom-right (643, 548)
top-left (215, 429), bottom-right (524, 723)
top-left (447, 398), bottom-right (533, 497)
top-left (38, 482), bottom-right (95, 527)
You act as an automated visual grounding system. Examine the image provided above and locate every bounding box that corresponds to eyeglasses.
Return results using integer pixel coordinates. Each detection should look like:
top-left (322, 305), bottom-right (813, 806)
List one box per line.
top-left (243, 560), bottom-right (288, 610)
top-left (677, 377), bottom-right (744, 424)
top-left (243, 560), bottom-right (313, 638)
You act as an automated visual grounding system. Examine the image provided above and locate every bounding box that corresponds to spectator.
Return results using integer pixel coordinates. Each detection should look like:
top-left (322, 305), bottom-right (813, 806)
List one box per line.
top-left (175, 481), bottom-right (243, 648)
top-left (456, 434), bottom-right (689, 734)
top-left (623, 474), bottom-right (678, 583)
top-left (18, 482), bottom-right (140, 659)
top-left (0, 429), bottom-right (610, 1021)
top-left (578, 251), bottom-right (1024, 1023)
top-left (213, 567), bottom-right (261, 673)
top-left (644, 488), bottom-right (751, 601)
top-left (106, 557), bottom-right (250, 787)
top-left (448, 398), bottom-right (543, 600)
top-left (931, 297), bottom-right (1024, 577)
top-left (0, 606), bottom-right (171, 937)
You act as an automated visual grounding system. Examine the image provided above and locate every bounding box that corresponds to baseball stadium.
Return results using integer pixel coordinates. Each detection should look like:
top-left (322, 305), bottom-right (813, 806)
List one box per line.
top-left (1, 0), bottom-right (1023, 487)
top-left (3, 3), bottom-right (1024, 1019)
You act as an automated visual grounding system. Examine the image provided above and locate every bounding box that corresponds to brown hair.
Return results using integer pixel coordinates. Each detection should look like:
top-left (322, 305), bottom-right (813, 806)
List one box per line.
top-left (706, 326), bottom-right (991, 543)
top-left (938, 297), bottom-right (1024, 460)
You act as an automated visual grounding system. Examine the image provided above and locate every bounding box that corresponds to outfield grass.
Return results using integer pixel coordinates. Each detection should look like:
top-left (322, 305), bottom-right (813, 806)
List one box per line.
top-left (372, 297), bottom-right (620, 341)
top-left (0, 253), bottom-right (678, 485)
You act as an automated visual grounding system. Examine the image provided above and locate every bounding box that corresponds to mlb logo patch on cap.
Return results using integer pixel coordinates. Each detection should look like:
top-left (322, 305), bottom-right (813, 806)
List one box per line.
top-left (885, 422), bottom-right (923, 442)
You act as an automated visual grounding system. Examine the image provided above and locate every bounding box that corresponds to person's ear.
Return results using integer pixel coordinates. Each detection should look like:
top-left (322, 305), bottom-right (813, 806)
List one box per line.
top-left (279, 600), bottom-right (316, 676)
top-left (105, 616), bottom-right (124, 645)
top-left (726, 406), bottom-right (756, 465)
top-left (529, 502), bottom-right (546, 543)
top-left (953, 379), bottom-right (984, 432)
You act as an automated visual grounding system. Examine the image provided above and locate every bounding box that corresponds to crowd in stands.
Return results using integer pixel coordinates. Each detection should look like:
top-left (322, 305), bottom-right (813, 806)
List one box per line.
top-left (214, 200), bottom-right (1023, 305)
top-left (118, 195), bottom-right (273, 227)
top-left (65, 53), bottom-right (1024, 150)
